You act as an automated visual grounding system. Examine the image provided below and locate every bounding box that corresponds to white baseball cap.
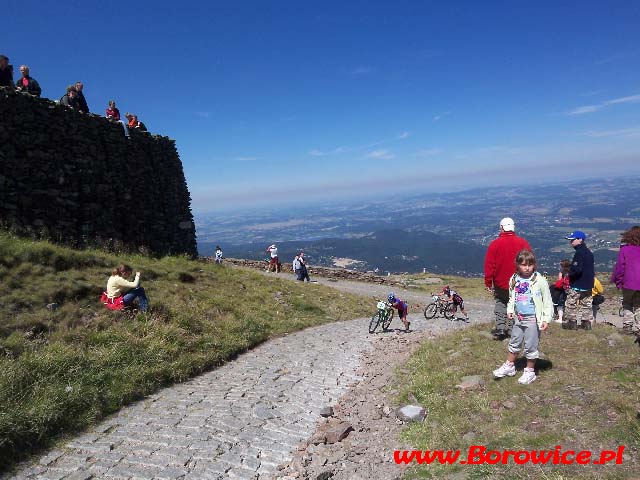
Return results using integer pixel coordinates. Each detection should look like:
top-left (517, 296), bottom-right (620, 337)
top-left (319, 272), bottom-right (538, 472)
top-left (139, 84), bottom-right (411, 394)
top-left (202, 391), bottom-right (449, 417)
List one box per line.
top-left (500, 217), bottom-right (515, 232)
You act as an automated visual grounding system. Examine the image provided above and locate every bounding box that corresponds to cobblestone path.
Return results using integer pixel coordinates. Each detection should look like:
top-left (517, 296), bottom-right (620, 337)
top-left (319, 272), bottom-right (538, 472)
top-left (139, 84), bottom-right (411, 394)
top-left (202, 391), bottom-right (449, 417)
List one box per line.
top-left (7, 280), bottom-right (493, 480)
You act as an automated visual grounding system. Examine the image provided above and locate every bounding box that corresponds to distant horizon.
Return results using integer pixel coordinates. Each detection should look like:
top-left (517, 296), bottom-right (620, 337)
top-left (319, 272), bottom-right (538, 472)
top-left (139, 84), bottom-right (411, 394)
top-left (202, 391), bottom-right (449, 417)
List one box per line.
top-left (193, 172), bottom-right (637, 216)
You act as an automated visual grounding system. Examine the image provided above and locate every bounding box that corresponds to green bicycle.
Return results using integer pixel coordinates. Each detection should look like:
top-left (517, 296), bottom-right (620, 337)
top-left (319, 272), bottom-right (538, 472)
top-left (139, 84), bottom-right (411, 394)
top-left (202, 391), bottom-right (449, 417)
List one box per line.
top-left (369, 300), bottom-right (395, 333)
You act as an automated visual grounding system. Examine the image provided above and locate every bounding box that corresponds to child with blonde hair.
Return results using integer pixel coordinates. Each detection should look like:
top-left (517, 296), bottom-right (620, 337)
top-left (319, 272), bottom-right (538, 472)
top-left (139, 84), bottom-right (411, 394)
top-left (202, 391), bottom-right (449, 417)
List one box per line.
top-left (493, 250), bottom-right (552, 384)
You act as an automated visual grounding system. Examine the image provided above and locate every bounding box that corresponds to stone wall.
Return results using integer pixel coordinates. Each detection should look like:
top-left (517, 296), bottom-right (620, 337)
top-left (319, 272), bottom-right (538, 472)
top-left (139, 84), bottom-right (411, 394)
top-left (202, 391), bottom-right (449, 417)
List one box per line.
top-left (214, 258), bottom-right (411, 287)
top-left (0, 91), bottom-right (197, 257)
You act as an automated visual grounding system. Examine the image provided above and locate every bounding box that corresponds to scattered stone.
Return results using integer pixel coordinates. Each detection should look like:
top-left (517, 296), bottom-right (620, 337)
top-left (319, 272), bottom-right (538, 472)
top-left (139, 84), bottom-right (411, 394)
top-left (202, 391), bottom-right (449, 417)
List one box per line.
top-left (456, 375), bottom-right (485, 391)
top-left (46, 303), bottom-right (59, 311)
top-left (382, 406), bottom-right (391, 416)
top-left (316, 471), bottom-right (334, 480)
top-left (502, 400), bottom-right (516, 410)
top-left (325, 422), bottom-right (354, 444)
top-left (607, 333), bottom-right (625, 345)
top-left (319, 406), bottom-right (334, 418)
top-left (396, 405), bottom-right (427, 422)
top-left (462, 432), bottom-right (476, 443)
top-left (489, 400), bottom-right (501, 410)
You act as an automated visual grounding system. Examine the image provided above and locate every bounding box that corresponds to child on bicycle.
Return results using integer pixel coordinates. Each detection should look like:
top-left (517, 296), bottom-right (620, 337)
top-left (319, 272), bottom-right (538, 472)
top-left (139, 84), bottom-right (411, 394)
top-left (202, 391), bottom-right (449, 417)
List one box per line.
top-left (492, 249), bottom-right (552, 385)
top-left (441, 286), bottom-right (469, 321)
top-left (388, 293), bottom-right (410, 332)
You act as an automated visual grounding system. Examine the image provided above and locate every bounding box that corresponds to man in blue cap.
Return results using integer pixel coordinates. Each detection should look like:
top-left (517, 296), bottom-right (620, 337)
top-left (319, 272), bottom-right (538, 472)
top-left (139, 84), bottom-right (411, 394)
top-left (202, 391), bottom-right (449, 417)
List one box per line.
top-left (563, 230), bottom-right (595, 330)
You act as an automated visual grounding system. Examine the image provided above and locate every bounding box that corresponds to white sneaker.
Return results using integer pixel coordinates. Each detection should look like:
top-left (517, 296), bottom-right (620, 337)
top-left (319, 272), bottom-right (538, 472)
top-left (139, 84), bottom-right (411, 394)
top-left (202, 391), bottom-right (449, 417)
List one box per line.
top-left (493, 362), bottom-right (516, 378)
top-left (518, 368), bottom-right (536, 385)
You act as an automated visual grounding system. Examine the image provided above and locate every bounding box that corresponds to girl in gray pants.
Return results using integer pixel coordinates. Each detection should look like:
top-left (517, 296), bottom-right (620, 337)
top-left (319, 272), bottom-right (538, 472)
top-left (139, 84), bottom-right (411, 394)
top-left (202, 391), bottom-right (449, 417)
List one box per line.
top-left (493, 250), bottom-right (553, 385)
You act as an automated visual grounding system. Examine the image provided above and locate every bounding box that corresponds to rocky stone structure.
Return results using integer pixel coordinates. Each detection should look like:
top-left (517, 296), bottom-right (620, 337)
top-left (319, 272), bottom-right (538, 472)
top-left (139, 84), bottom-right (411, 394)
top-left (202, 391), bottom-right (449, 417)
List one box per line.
top-left (216, 258), bottom-right (410, 287)
top-left (0, 90), bottom-right (197, 256)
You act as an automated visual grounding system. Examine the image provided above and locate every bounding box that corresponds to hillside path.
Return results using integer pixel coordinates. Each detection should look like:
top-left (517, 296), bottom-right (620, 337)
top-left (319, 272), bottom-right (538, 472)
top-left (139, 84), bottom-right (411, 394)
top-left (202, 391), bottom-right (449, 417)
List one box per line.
top-left (8, 279), bottom-right (495, 480)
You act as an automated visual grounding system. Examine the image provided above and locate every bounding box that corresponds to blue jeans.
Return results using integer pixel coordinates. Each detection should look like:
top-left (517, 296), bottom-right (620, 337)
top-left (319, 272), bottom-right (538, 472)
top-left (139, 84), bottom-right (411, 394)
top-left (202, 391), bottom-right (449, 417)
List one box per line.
top-left (123, 287), bottom-right (148, 312)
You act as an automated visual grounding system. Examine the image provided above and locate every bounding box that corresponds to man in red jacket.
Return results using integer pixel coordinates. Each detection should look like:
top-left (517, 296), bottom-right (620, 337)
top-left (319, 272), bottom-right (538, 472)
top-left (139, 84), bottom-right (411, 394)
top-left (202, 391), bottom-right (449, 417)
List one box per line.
top-left (484, 217), bottom-right (532, 340)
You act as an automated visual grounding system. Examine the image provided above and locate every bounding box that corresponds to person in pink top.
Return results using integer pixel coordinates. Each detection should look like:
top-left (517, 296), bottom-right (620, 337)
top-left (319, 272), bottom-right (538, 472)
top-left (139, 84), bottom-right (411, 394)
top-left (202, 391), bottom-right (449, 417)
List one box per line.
top-left (484, 217), bottom-right (532, 340)
top-left (611, 226), bottom-right (640, 334)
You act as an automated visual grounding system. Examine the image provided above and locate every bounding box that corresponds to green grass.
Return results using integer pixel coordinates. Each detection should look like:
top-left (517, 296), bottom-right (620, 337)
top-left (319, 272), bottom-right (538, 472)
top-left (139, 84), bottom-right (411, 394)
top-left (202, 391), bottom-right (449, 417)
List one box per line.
top-left (397, 324), bottom-right (640, 479)
top-left (400, 272), bottom-right (488, 299)
top-left (0, 233), bottom-right (372, 472)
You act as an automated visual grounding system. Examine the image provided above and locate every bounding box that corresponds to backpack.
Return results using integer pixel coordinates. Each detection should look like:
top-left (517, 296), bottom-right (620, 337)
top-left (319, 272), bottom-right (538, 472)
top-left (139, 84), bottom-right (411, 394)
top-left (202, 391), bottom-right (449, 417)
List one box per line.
top-left (100, 292), bottom-right (125, 310)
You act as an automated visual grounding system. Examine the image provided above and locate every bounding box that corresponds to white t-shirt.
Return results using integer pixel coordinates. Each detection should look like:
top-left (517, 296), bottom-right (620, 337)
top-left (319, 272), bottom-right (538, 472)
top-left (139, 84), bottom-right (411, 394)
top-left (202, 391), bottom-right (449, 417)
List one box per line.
top-left (268, 247), bottom-right (278, 258)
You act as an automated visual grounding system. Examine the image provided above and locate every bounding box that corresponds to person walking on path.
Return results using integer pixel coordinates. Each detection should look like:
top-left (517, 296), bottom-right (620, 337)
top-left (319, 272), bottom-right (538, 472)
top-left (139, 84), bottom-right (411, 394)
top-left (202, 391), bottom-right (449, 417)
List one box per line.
top-left (611, 226), bottom-right (640, 334)
top-left (484, 217), bottom-right (532, 340)
top-left (215, 246), bottom-right (223, 265)
top-left (267, 244), bottom-right (280, 273)
top-left (563, 230), bottom-right (595, 330)
top-left (298, 252), bottom-right (311, 282)
top-left (492, 249), bottom-right (551, 385)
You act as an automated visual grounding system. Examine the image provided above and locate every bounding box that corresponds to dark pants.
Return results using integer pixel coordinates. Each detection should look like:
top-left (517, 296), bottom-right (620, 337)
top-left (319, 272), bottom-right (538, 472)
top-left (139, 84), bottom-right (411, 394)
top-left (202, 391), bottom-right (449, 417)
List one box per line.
top-left (300, 265), bottom-right (310, 282)
top-left (494, 286), bottom-right (510, 332)
top-left (123, 286), bottom-right (148, 312)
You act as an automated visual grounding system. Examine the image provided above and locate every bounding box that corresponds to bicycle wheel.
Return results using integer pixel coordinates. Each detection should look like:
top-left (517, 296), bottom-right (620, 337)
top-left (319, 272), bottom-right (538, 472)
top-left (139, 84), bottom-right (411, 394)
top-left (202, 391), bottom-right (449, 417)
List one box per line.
top-left (424, 303), bottom-right (438, 319)
top-left (369, 312), bottom-right (381, 333)
top-left (444, 302), bottom-right (456, 320)
top-left (382, 310), bottom-right (393, 330)
top-left (388, 308), bottom-right (395, 322)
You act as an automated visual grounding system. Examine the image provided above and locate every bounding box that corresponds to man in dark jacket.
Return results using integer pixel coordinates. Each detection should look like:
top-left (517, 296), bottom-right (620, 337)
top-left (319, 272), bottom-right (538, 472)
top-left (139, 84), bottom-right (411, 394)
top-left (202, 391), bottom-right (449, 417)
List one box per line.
top-left (75, 81), bottom-right (89, 113)
top-left (563, 230), bottom-right (595, 330)
top-left (15, 65), bottom-right (42, 97)
top-left (0, 55), bottom-right (14, 88)
top-left (484, 217), bottom-right (532, 339)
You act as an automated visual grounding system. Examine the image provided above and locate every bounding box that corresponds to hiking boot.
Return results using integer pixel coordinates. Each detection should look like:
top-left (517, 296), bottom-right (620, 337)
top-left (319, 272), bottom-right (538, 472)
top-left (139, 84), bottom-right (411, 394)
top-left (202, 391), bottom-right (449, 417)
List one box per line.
top-left (405, 322), bottom-right (411, 332)
top-left (580, 321), bottom-right (592, 331)
top-left (518, 367), bottom-right (536, 385)
top-left (493, 362), bottom-right (516, 378)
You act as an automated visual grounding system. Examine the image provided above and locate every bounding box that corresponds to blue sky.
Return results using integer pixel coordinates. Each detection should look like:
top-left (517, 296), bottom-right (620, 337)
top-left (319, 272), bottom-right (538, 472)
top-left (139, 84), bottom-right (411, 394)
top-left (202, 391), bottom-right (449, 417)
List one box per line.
top-left (5, 0), bottom-right (640, 213)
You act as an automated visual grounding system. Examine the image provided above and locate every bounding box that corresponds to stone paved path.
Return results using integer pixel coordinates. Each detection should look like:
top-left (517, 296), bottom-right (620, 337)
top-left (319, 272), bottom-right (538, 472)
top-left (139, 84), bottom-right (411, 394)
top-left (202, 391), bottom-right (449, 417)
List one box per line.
top-left (7, 280), bottom-right (493, 480)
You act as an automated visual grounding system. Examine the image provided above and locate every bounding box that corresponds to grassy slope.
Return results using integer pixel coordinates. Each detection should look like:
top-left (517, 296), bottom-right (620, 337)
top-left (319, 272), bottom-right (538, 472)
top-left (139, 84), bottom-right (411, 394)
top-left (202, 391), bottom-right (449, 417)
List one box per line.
top-left (0, 233), bottom-right (371, 472)
top-left (398, 324), bottom-right (640, 479)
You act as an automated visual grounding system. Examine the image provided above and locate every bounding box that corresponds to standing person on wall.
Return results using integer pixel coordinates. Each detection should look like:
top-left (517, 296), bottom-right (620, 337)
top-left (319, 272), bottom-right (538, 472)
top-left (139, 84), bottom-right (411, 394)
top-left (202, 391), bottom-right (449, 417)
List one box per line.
top-left (484, 217), bottom-right (532, 340)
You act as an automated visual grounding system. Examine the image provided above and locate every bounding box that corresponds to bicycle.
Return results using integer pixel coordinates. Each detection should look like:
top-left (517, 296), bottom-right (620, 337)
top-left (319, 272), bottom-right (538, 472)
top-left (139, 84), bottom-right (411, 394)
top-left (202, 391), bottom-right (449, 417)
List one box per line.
top-left (423, 295), bottom-right (456, 320)
top-left (369, 300), bottom-right (395, 333)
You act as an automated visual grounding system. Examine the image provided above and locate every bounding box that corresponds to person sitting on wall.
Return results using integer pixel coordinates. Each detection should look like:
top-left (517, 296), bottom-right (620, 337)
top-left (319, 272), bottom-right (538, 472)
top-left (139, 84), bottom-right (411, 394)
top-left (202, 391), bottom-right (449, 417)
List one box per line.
top-left (125, 112), bottom-right (148, 132)
top-left (0, 54), bottom-right (14, 89)
top-left (15, 65), bottom-right (42, 97)
top-left (106, 100), bottom-right (129, 137)
top-left (60, 85), bottom-right (79, 109)
top-left (103, 264), bottom-right (149, 312)
top-left (74, 81), bottom-right (89, 113)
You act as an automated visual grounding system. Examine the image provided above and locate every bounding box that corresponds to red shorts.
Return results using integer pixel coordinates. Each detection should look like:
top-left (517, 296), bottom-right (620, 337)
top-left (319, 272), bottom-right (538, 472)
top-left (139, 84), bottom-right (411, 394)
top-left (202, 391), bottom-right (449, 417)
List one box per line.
top-left (269, 256), bottom-right (279, 265)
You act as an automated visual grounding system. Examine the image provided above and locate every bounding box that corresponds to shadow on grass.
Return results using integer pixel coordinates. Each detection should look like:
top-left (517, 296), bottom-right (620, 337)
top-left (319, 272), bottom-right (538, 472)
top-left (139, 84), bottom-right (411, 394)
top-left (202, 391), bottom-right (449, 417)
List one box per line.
top-left (513, 356), bottom-right (553, 372)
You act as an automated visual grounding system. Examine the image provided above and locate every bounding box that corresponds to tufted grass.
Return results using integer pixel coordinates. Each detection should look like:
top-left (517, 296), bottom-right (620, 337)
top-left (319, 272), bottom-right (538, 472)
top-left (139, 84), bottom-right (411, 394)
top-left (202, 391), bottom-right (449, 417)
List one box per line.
top-left (397, 323), bottom-right (640, 479)
top-left (0, 233), bottom-right (371, 472)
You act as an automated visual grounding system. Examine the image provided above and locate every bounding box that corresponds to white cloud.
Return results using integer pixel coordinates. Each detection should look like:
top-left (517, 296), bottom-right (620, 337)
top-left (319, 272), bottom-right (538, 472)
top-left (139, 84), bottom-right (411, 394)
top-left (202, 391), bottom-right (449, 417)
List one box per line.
top-left (397, 131), bottom-right (410, 139)
top-left (233, 156), bottom-right (259, 162)
top-left (309, 147), bottom-right (346, 157)
top-left (414, 148), bottom-right (443, 157)
top-left (566, 93), bottom-right (640, 116)
top-left (366, 150), bottom-right (395, 160)
top-left (578, 127), bottom-right (640, 138)
top-left (432, 111), bottom-right (450, 122)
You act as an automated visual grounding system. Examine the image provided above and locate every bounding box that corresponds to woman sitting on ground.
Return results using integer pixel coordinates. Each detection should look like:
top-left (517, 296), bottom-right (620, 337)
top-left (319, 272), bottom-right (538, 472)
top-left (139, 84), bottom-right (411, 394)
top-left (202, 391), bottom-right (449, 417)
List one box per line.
top-left (106, 264), bottom-right (149, 312)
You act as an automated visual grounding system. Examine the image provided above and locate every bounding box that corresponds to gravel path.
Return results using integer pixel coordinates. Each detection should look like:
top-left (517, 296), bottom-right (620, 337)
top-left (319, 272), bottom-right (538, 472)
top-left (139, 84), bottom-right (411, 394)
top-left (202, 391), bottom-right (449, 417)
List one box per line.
top-left (7, 279), bottom-right (495, 480)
